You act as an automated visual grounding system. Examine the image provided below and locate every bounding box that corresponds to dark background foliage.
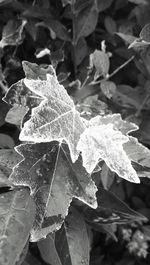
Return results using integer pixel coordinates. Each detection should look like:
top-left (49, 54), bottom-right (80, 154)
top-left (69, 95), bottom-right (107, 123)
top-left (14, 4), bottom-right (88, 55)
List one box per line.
top-left (1, 0), bottom-right (150, 264)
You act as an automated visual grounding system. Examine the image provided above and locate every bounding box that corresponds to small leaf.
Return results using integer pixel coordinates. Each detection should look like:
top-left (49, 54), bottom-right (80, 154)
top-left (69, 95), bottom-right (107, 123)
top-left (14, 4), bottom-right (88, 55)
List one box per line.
top-left (37, 20), bottom-right (71, 42)
top-left (140, 23), bottom-right (150, 42)
top-left (19, 63), bottom-right (85, 163)
top-left (116, 32), bottom-right (137, 45)
top-left (0, 149), bottom-right (21, 186)
top-left (96, 0), bottom-right (113, 12)
top-left (90, 50), bottom-right (110, 78)
top-left (0, 189), bottom-right (36, 265)
top-left (10, 142), bottom-right (97, 241)
top-left (104, 16), bottom-right (117, 34)
top-left (124, 136), bottom-right (150, 168)
top-left (0, 0), bottom-right (13, 6)
top-left (100, 81), bottom-right (116, 99)
top-left (0, 19), bottom-right (27, 48)
top-left (74, 4), bottom-right (98, 44)
top-left (5, 105), bottom-right (28, 126)
top-left (75, 37), bottom-right (88, 66)
top-left (0, 134), bottom-right (15, 149)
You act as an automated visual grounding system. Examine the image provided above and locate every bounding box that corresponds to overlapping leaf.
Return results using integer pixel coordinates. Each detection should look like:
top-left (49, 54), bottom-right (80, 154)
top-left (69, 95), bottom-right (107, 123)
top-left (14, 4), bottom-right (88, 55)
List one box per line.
top-left (0, 149), bottom-right (21, 187)
top-left (0, 189), bottom-right (36, 265)
top-left (10, 142), bottom-right (97, 241)
top-left (19, 65), bottom-right (85, 163)
top-left (77, 114), bottom-right (150, 183)
top-left (0, 19), bottom-right (27, 48)
top-left (38, 206), bottom-right (90, 265)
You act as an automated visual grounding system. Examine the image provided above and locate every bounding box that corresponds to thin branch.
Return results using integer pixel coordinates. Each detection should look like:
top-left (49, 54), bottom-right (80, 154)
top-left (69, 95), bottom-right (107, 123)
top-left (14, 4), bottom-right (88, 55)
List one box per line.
top-left (90, 55), bottom-right (135, 86)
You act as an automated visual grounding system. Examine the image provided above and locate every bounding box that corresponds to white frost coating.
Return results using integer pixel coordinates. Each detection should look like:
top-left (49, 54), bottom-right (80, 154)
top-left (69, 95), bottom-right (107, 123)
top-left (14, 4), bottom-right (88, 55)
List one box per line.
top-left (19, 73), bottom-right (85, 163)
top-left (77, 124), bottom-right (140, 183)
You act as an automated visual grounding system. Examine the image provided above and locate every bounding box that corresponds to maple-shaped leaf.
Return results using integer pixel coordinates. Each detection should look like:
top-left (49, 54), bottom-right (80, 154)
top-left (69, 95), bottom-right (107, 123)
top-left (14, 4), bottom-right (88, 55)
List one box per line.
top-left (77, 114), bottom-right (141, 183)
top-left (3, 62), bottom-right (54, 126)
top-left (77, 124), bottom-right (140, 183)
top-left (10, 142), bottom-right (97, 241)
top-left (19, 68), bottom-right (85, 162)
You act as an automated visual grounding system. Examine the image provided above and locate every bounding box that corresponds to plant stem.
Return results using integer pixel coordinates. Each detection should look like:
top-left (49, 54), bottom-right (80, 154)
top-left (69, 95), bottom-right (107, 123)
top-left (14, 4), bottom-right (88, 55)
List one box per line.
top-left (90, 55), bottom-right (135, 86)
top-left (71, 0), bottom-right (77, 77)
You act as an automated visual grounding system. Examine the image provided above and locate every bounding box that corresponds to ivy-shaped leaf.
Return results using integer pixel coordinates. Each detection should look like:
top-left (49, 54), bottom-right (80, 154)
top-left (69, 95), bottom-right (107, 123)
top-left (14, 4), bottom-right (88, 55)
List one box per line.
top-left (77, 123), bottom-right (140, 183)
top-left (78, 114), bottom-right (150, 183)
top-left (10, 142), bottom-right (97, 241)
top-left (0, 189), bottom-right (36, 265)
top-left (19, 66), bottom-right (85, 163)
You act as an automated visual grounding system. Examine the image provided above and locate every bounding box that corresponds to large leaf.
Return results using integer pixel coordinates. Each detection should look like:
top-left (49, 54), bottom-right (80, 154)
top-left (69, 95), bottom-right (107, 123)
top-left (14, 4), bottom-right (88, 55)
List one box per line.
top-left (0, 189), bottom-right (36, 265)
top-left (38, 206), bottom-right (90, 265)
top-left (10, 142), bottom-right (97, 241)
top-left (19, 64), bottom-right (85, 163)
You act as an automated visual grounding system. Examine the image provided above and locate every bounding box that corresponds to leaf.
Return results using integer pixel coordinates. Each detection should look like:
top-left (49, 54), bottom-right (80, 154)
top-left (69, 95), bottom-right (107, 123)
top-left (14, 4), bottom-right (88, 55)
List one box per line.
top-left (116, 33), bottom-right (137, 45)
top-left (90, 50), bottom-right (110, 78)
top-left (3, 62), bottom-right (56, 126)
top-left (38, 234), bottom-right (61, 265)
top-left (38, 20), bottom-right (71, 42)
top-left (74, 3), bottom-right (98, 44)
top-left (19, 64), bottom-right (85, 163)
top-left (10, 142), bottom-right (97, 241)
top-left (87, 114), bottom-right (138, 136)
top-left (0, 0), bottom-right (13, 6)
top-left (61, 0), bottom-right (72, 7)
top-left (124, 136), bottom-right (150, 168)
top-left (0, 149), bottom-right (21, 187)
top-left (39, 206), bottom-right (90, 265)
top-left (140, 23), bottom-right (150, 42)
top-left (0, 100), bottom-right (9, 127)
top-left (96, 0), bottom-right (113, 12)
top-left (5, 105), bottom-right (29, 126)
top-left (0, 189), bottom-right (36, 265)
top-left (100, 81), bottom-right (116, 99)
top-left (0, 134), bottom-right (15, 149)
top-left (128, 0), bottom-right (148, 5)
top-left (75, 37), bottom-right (88, 66)
top-left (77, 114), bottom-right (140, 183)
top-left (0, 19), bottom-right (27, 48)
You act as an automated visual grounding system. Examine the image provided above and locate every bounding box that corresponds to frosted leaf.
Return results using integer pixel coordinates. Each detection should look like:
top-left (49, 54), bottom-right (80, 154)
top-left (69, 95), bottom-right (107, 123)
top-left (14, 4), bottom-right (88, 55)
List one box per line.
top-left (77, 124), bottom-right (140, 183)
top-left (20, 72), bottom-right (85, 162)
top-left (10, 142), bottom-right (97, 241)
